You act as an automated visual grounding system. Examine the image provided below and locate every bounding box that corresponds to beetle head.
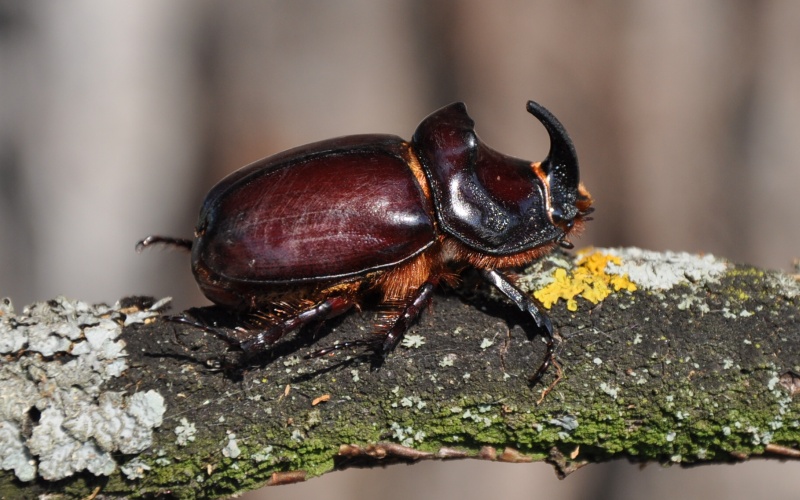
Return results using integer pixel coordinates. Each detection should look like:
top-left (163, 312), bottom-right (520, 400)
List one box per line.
top-left (412, 100), bottom-right (591, 256)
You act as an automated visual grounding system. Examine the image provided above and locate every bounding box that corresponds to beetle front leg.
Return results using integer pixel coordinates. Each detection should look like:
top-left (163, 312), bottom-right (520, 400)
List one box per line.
top-left (479, 269), bottom-right (556, 385)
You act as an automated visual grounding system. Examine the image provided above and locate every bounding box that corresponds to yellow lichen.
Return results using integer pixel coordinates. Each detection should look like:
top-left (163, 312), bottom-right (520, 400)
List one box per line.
top-left (533, 250), bottom-right (637, 310)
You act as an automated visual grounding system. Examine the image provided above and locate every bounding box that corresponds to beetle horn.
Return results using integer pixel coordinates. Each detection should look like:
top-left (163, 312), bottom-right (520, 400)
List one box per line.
top-left (526, 100), bottom-right (579, 191)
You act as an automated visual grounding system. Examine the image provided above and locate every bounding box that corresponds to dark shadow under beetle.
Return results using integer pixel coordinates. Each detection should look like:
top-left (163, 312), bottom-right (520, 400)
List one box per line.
top-left (157, 281), bottom-right (559, 385)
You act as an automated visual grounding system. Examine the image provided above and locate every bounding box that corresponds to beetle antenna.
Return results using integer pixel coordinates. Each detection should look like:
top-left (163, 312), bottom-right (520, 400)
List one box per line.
top-left (526, 100), bottom-right (579, 191)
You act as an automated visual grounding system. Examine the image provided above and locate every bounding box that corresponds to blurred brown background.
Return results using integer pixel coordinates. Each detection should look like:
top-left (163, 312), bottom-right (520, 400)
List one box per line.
top-left (1, 1), bottom-right (798, 498)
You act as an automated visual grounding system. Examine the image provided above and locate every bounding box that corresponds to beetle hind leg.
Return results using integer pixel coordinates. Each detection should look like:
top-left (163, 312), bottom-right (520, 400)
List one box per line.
top-left (136, 235), bottom-right (193, 252)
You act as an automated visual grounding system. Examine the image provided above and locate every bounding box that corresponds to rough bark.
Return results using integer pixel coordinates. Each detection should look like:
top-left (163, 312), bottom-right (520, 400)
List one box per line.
top-left (2, 247), bottom-right (799, 499)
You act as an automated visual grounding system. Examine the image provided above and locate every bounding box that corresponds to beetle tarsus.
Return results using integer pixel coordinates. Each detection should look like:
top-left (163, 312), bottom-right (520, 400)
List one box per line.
top-left (162, 312), bottom-right (247, 348)
top-left (136, 235), bottom-right (193, 253)
top-left (479, 269), bottom-right (556, 384)
top-left (305, 338), bottom-right (381, 359)
top-left (528, 335), bottom-right (557, 386)
top-left (163, 314), bottom-right (208, 328)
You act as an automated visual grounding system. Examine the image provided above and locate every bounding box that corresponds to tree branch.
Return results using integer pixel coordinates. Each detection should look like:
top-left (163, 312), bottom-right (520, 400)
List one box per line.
top-left (2, 247), bottom-right (799, 499)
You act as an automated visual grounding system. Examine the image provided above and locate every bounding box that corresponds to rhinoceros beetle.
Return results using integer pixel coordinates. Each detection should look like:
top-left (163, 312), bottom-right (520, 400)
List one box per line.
top-left (138, 100), bottom-right (593, 384)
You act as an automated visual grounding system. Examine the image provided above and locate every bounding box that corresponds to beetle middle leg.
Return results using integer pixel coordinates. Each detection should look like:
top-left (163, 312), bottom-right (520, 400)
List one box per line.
top-left (235, 295), bottom-right (356, 355)
top-left (378, 280), bottom-right (438, 354)
top-left (306, 278), bottom-right (439, 360)
top-left (479, 269), bottom-right (557, 385)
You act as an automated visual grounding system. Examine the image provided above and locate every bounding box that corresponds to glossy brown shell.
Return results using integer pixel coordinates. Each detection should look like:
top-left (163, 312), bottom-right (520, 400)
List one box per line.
top-left (191, 135), bottom-right (436, 285)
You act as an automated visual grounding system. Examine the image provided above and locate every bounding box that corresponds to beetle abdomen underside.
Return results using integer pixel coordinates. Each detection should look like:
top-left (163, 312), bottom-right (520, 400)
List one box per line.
top-left (195, 142), bottom-right (435, 283)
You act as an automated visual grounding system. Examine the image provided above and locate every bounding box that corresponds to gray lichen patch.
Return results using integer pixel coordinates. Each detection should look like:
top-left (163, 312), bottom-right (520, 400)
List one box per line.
top-left (602, 247), bottom-right (728, 290)
top-left (222, 432), bottom-right (242, 459)
top-left (766, 271), bottom-right (800, 299)
top-left (0, 296), bottom-right (167, 482)
top-left (175, 417), bottom-right (197, 446)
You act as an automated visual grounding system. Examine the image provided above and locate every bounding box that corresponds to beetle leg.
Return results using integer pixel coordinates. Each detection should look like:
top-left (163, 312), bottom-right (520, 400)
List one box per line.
top-left (305, 338), bottom-right (376, 358)
top-left (235, 296), bottom-right (354, 355)
top-left (479, 269), bottom-right (556, 385)
top-left (558, 239), bottom-right (575, 249)
top-left (306, 280), bottom-right (439, 359)
top-left (379, 280), bottom-right (438, 355)
top-left (136, 235), bottom-right (193, 252)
